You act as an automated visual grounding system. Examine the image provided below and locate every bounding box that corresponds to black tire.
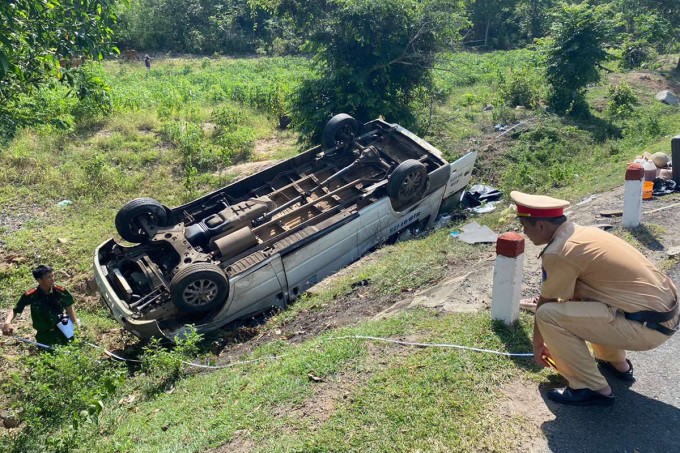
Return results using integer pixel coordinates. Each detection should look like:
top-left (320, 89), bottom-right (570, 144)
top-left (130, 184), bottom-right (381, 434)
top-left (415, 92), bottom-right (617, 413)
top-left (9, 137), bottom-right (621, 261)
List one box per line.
top-left (322, 114), bottom-right (358, 150)
top-left (387, 160), bottom-right (428, 206)
top-left (170, 263), bottom-right (229, 314)
top-left (115, 198), bottom-right (168, 243)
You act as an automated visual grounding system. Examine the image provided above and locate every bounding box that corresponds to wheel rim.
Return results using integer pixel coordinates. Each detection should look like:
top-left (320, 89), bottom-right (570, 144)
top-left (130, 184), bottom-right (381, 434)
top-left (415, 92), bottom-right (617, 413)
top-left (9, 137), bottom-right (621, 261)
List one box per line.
top-left (127, 212), bottom-right (159, 238)
top-left (182, 279), bottom-right (219, 306)
top-left (398, 171), bottom-right (424, 199)
top-left (334, 124), bottom-right (354, 145)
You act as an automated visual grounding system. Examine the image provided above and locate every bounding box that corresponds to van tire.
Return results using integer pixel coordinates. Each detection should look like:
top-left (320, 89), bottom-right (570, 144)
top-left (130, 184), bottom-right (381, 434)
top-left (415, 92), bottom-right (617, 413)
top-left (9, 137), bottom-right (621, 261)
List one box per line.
top-left (170, 263), bottom-right (229, 314)
top-left (322, 114), bottom-right (358, 151)
top-left (115, 198), bottom-right (168, 243)
top-left (387, 160), bottom-right (428, 206)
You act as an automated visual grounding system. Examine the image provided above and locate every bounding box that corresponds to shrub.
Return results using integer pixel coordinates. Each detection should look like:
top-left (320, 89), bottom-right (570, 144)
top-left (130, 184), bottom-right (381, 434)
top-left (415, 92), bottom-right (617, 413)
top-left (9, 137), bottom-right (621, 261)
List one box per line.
top-left (1, 340), bottom-right (126, 449)
top-left (541, 3), bottom-right (614, 116)
top-left (605, 82), bottom-right (638, 119)
top-left (621, 40), bottom-right (653, 70)
top-left (139, 327), bottom-right (202, 397)
top-left (497, 68), bottom-right (542, 109)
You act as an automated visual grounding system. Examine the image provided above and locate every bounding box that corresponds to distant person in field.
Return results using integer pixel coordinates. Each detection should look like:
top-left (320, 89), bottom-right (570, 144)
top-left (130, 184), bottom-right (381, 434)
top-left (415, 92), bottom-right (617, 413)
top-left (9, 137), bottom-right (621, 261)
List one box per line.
top-left (2, 265), bottom-right (80, 347)
top-left (512, 191), bottom-right (678, 407)
top-left (144, 54), bottom-right (151, 70)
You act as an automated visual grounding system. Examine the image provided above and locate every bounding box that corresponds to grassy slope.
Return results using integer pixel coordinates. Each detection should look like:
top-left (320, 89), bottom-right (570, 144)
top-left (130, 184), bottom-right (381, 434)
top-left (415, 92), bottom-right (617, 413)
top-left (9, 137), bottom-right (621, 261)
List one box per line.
top-left (1, 51), bottom-right (679, 451)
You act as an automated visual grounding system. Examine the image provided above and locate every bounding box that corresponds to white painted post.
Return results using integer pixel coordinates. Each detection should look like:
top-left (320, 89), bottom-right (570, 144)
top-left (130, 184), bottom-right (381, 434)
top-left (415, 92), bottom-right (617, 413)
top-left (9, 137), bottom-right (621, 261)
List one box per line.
top-left (491, 232), bottom-right (525, 325)
top-left (622, 163), bottom-right (644, 229)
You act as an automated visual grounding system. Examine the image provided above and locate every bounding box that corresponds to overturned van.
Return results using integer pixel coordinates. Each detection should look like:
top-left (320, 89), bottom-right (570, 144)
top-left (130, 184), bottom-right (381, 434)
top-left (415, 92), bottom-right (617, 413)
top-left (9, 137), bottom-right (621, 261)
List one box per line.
top-left (94, 115), bottom-right (477, 340)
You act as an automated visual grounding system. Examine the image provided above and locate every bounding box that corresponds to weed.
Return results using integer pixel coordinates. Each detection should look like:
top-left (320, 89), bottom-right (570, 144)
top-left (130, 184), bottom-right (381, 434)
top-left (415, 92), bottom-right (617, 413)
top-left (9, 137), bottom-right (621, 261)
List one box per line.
top-left (1, 339), bottom-right (126, 450)
top-left (138, 326), bottom-right (203, 397)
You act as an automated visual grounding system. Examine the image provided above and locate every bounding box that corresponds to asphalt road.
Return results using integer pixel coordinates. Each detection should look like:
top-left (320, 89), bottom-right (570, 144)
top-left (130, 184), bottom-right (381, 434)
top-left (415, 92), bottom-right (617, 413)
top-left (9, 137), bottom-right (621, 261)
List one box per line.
top-left (537, 263), bottom-right (680, 453)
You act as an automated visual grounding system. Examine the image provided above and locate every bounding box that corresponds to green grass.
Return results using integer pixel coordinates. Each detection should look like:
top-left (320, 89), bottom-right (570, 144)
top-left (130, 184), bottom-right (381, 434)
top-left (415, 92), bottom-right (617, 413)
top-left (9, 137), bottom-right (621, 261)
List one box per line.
top-left (65, 310), bottom-right (538, 453)
top-left (1, 50), bottom-right (679, 452)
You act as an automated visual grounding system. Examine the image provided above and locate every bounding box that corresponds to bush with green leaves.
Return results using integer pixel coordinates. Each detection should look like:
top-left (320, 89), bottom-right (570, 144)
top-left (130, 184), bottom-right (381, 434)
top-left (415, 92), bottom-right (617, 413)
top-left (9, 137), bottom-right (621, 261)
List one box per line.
top-left (139, 327), bottom-right (203, 397)
top-left (605, 82), bottom-right (638, 120)
top-left (497, 68), bottom-right (542, 109)
top-left (541, 3), bottom-right (615, 117)
top-left (281, 0), bottom-right (468, 140)
top-left (71, 63), bottom-right (113, 121)
top-left (620, 39), bottom-right (653, 70)
top-left (1, 340), bottom-right (126, 450)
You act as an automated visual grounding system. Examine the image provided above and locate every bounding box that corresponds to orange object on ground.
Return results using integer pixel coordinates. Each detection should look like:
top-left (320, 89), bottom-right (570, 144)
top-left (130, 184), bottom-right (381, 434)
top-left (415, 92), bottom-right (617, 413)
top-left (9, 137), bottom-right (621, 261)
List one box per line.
top-left (643, 181), bottom-right (653, 200)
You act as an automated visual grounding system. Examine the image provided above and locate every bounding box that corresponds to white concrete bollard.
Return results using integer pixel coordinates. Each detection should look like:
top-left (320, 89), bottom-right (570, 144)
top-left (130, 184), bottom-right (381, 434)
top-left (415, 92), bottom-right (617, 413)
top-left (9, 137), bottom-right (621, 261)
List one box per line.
top-left (491, 232), bottom-right (525, 325)
top-left (622, 163), bottom-right (644, 229)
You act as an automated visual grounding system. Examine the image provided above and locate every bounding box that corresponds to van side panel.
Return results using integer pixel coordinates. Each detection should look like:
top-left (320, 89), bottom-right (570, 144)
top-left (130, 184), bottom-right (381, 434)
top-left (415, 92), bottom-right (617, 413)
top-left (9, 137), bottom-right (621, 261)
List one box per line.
top-left (282, 221), bottom-right (359, 298)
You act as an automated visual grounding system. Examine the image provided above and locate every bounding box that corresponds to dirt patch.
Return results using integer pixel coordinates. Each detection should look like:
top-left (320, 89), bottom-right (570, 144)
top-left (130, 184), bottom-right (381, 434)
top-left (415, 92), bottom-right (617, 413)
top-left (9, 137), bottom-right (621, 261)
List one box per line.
top-left (216, 160), bottom-right (278, 181)
top-left (252, 138), bottom-right (281, 159)
top-left (212, 429), bottom-right (255, 453)
top-left (610, 71), bottom-right (680, 94)
top-left (496, 381), bottom-right (553, 452)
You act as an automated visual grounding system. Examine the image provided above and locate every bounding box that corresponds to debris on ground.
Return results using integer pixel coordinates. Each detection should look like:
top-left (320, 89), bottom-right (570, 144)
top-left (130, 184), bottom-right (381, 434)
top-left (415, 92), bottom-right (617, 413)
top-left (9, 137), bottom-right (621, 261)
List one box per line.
top-left (455, 222), bottom-right (498, 244)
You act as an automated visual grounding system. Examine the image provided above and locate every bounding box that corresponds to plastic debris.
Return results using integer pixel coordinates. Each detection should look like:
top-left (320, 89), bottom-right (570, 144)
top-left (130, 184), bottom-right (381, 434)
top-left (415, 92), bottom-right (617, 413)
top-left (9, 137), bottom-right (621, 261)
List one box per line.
top-left (450, 230), bottom-right (460, 238)
top-left (462, 184), bottom-right (503, 208)
top-left (652, 178), bottom-right (677, 196)
top-left (494, 124), bottom-right (508, 132)
top-left (470, 201), bottom-right (500, 214)
top-left (56, 200), bottom-right (73, 207)
top-left (576, 195), bottom-right (596, 206)
top-left (455, 222), bottom-right (498, 244)
top-left (434, 214), bottom-right (452, 229)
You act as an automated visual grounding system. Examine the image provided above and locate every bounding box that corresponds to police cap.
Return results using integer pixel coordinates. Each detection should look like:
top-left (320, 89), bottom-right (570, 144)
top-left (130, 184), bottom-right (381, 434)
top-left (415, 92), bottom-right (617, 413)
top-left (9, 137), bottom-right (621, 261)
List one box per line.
top-left (510, 191), bottom-right (570, 218)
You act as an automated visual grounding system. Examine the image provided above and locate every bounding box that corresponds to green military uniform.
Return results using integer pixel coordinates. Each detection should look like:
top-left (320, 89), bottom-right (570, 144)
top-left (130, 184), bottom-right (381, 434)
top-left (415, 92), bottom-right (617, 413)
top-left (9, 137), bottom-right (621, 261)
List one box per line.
top-left (13, 285), bottom-right (74, 346)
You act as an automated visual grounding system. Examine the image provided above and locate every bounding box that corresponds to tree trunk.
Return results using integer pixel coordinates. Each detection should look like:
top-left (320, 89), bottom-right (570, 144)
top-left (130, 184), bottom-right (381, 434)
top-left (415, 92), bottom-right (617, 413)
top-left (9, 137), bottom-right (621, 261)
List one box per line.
top-left (675, 56), bottom-right (680, 73)
top-left (485, 17), bottom-right (490, 48)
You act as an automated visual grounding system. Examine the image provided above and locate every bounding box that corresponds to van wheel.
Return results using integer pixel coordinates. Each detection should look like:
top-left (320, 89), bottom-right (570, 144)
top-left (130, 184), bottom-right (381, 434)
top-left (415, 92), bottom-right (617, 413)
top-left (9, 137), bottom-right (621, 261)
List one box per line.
top-left (170, 263), bottom-right (229, 314)
top-left (322, 114), bottom-right (358, 151)
top-left (387, 160), bottom-right (428, 206)
top-left (115, 198), bottom-right (168, 243)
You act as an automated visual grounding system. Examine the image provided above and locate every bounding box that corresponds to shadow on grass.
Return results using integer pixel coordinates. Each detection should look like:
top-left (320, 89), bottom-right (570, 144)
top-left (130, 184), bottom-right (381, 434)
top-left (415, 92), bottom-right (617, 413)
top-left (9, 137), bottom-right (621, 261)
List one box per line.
top-left (563, 112), bottom-right (622, 143)
top-left (630, 224), bottom-right (665, 251)
top-left (491, 318), bottom-right (538, 371)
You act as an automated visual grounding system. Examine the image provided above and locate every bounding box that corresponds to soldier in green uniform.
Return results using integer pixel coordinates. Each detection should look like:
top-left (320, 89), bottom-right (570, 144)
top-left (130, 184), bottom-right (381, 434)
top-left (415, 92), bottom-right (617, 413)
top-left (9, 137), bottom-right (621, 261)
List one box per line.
top-left (2, 265), bottom-right (80, 347)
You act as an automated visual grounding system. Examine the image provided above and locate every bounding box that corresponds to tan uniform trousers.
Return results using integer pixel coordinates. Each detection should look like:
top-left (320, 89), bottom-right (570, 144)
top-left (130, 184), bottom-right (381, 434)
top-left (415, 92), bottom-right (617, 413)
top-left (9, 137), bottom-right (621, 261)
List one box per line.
top-left (536, 300), bottom-right (673, 390)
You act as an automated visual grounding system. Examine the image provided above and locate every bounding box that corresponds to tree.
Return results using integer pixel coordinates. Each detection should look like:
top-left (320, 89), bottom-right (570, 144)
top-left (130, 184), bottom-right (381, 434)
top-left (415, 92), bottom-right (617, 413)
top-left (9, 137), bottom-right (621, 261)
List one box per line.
top-left (0, 0), bottom-right (123, 136)
top-left (256, 0), bottom-right (467, 139)
top-left (541, 2), bottom-right (615, 116)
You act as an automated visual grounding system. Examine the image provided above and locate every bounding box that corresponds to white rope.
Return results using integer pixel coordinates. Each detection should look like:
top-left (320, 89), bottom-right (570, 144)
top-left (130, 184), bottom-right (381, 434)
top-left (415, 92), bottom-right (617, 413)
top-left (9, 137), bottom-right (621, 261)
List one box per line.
top-left (12, 335), bottom-right (53, 350)
top-left (328, 335), bottom-right (534, 357)
top-left (12, 335), bottom-right (283, 369)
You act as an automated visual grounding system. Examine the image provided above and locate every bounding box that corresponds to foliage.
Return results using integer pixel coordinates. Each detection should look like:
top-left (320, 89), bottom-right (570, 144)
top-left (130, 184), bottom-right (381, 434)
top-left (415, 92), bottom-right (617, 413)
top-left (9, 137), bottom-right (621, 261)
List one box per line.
top-left (0, 0), bottom-right (124, 140)
top-left (605, 82), bottom-right (638, 119)
top-left (620, 39), bottom-right (653, 70)
top-left (497, 67), bottom-right (543, 108)
top-left (139, 327), bottom-right (202, 396)
top-left (502, 121), bottom-right (591, 191)
top-left (1, 340), bottom-right (126, 451)
top-left (71, 62), bottom-right (113, 120)
top-left (277, 0), bottom-right (468, 140)
top-left (541, 2), bottom-right (616, 116)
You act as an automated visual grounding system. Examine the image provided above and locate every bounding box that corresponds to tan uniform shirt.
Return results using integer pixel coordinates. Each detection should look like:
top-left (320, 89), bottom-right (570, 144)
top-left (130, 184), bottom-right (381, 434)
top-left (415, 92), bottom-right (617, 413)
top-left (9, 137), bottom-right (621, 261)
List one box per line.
top-left (540, 222), bottom-right (678, 328)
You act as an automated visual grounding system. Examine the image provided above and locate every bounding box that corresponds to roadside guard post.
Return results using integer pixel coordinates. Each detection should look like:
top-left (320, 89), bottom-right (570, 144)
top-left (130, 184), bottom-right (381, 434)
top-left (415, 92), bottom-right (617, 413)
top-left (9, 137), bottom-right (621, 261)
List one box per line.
top-left (623, 163), bottom-right (644, 229)
top-left (491, 232), bottom-right (525, 324)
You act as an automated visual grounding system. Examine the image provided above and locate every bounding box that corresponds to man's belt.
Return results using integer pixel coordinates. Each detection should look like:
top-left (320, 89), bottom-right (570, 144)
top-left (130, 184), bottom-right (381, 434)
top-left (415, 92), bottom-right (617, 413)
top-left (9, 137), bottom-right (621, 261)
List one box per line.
top-left (624, 300), bottom-right (678, 336)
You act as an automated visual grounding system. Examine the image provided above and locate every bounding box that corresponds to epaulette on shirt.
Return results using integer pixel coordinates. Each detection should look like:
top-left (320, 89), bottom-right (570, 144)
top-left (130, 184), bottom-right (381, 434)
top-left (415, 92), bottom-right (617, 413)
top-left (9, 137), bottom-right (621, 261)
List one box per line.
top-left (53, 284), bottom-right (66, 292)
top-left (25, 288), bottom-right (37, 296)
